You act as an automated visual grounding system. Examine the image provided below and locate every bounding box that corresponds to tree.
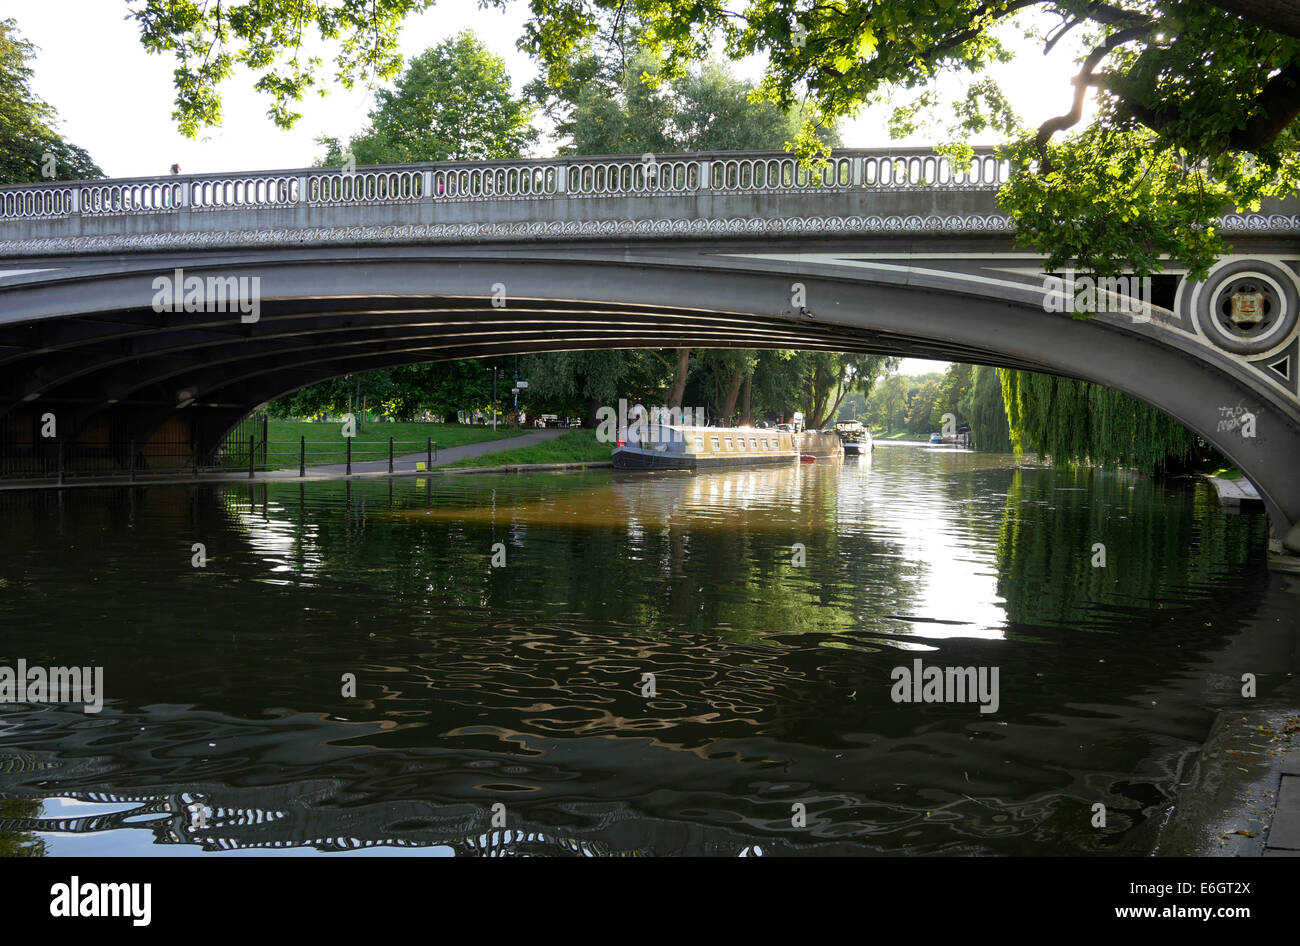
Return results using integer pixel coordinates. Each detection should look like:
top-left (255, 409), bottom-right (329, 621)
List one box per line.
top-left (269, 370), bottom-right (392, 424)
top-left (929, 363), bottom-right (973, 430)
top-left (867, 373), bottom-right (912, 434)
top-left (905, 378), bottom-right (943, 435)
top-left (566, 51), bottom-right (835, 155)
top-left (695, 349), bottom-right (759, 424)
top-left (519, 349), bottom-right (669, 426)
top-left (0, 19), bottom-right (102, 184)
top-left (958, 365), bottom-right (1013, 452)
top-left (128, 0), bottom-right (432, 136)
top-left (1000, 367), bottom-right (1213, 472)
top-left (316, 32), bottom-right (536, 165)
top-left (786, 352), bottom-right (893, 429)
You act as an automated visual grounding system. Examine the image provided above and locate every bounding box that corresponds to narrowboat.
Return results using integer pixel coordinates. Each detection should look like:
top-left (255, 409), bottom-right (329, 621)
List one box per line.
top-left (612, 426), bottom-right (799, 471)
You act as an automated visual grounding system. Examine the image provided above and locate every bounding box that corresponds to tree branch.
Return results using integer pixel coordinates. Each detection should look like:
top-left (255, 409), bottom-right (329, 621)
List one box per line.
top-left (1230, 63), bottom-right (1300, 149)
top-left (1036, 23), bottom-right (1154, 164)
top-left (1097, 62), bottom-right (1300, 151)
top-left (1081, 2), bottom-right (1156, 27)
top-left (926, 0), bottom-right (1043, 55)
top-left (1205, 0), bottom-right (1300, 40)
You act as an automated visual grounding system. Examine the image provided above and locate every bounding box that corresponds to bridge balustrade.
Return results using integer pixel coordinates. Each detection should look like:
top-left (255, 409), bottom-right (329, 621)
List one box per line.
top-left (0, 150), bottom-right (1013, 221)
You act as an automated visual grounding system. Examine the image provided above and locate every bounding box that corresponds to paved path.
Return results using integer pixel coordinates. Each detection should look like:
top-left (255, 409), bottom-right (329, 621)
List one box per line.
top-left (1207, 474), bottom-right (1266, 511)
top-left (1265, 719), bottom-right (1300, 856)
top-left (307, 428), bottom-right (568, 475)
top-left (0, 428), bottom-right (576, 490)
top-left (1155, 704), bottom-right (1300, 856)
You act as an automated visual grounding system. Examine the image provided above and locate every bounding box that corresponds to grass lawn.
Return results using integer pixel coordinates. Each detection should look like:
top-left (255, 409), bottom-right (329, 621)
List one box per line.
top-left (880, 431), bottom-right (915, 440)
top-left (440, 429), bottom-right (610, 468)
top-left (245, 420), bottom-right (524, 468)
top-left (1210, 466), bottom-right (1245, 480)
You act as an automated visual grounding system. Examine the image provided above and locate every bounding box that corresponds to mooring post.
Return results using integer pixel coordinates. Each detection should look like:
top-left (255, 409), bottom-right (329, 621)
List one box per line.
top-left (427, 437), bottom-right (432, 470)
top-left (57, 439), bottom-right (64, 485)
top-left (346, 438), bottom-right (352, 476)
top-left (299, 435), bottom-right (306, 477)
top-left (388, 436), bottom-right (394, 474)
top-left (129, 439), bottom-right (136, 483)
top-left (248, 435), bottom-right (254, 479)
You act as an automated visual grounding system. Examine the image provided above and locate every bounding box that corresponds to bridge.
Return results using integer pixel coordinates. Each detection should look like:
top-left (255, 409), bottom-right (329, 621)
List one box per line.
top-left (0, 148), bottom-right (1297, 549)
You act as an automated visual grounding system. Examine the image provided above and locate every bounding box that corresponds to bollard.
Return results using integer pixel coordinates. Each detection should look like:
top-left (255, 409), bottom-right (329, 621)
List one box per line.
top-left (427, 437), bottom-right (432, 470)
top-left (346, 437), bottom-right (352, 476)
top-left (388, 436), bottom-right (394, 474)
top-left (248, 435), bottom-right (255, 478)
top-left (299, 436), bottom-right (306, 478)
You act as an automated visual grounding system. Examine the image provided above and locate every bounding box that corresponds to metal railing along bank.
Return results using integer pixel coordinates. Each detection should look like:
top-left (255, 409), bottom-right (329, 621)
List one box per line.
top-left (0, 149), bottom-right (1012, 220)
top-left (0, 436), bottom-right (440, 482)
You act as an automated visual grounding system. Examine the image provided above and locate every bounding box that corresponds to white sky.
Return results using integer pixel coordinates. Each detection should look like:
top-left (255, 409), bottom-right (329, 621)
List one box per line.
top-left (6, 1), bottom-right (1095, 176)
top-left (4, 1), bottom-right (1096, 375)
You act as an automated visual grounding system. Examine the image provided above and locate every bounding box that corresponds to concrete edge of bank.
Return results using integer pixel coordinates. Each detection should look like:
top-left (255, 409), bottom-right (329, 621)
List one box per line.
top-left (430, 461), bottom-right (614, 475)
top-left (1154, 704), bottom-right (1300, 856)
top-left (0, 459), bottom-right (615, 491)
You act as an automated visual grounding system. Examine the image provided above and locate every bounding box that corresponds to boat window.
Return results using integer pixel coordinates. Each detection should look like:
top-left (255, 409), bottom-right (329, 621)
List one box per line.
top-left (750, 438), bottom-right (758, 450)
top-left (724, 438), bottom-right (733, 450)
top-left (761, 438), bottom-right (769, 449)
top-left (711, 437), bottom-right (720, 451)
top-left (736, 437), bottom-right (745, 451)
top-left (694, 437), bottom-right (704, 451)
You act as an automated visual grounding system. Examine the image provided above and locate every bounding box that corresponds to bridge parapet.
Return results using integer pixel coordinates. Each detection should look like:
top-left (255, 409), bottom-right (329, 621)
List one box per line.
top-left (0, 148), bottom-right (1013, 221)
top-left (2, 147), bottom-right (1296, 256)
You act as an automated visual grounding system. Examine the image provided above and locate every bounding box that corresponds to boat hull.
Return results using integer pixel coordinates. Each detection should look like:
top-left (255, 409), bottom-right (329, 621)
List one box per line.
top-left (612, 447), bottom-right (795, 472)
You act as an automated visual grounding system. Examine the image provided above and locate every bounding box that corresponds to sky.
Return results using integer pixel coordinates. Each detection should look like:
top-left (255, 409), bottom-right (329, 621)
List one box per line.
top-left (3, 1), bottom-right (1097, 376)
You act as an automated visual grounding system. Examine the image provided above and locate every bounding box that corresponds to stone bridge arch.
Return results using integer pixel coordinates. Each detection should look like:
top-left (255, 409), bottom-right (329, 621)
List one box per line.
top-left (0, 149), bottom-right (1295, 548)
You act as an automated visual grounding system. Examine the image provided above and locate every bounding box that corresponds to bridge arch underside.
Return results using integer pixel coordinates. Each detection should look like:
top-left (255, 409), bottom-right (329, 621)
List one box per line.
top-left (2, 250), bottom-right (1298, 541)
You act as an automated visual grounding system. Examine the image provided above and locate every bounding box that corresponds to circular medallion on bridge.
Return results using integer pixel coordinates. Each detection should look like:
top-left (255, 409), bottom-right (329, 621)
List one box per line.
top-left (1194, 259), bottom-right (1298, 355)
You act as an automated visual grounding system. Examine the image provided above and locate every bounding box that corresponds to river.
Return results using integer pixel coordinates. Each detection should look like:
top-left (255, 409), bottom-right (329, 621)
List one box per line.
top-left (1, 444), bottom-right (1295, 855)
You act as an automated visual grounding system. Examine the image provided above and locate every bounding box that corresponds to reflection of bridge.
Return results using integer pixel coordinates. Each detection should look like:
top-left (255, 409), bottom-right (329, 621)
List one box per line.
top-left (0, 785), bottom-right (776, 856)
top-left (0, 149), bottom-right (1297, 546)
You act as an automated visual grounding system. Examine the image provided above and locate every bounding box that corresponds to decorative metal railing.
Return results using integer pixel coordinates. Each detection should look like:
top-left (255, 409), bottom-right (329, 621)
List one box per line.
top-left (0, 149), bottom-right (1012, 221)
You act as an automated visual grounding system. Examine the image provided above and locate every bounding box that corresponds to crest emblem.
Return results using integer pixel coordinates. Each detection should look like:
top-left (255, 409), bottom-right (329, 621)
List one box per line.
top-left (1230, 290), bottom-right (1265, 325)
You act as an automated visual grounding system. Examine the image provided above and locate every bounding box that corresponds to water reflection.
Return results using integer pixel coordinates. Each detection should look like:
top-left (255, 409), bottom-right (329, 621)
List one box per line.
top-left (0, 446), bottom-right (1294, 855)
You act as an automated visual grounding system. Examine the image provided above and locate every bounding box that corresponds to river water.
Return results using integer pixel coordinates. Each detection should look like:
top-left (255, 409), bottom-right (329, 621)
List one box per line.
top-left (1, 444), bottom-right (1296, 856)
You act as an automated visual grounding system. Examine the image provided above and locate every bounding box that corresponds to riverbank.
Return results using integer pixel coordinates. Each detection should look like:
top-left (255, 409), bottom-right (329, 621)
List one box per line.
top-left (1206, 471), bottom-right (1265, 512)
top-left (254, 420), bottom-right (521, 467)
top-left (0, 427), bottom-right (609, 490)
top-left (1155, 705), bottom-right (1300, 856)
top-left (439, 428), bottom-right (606, 467)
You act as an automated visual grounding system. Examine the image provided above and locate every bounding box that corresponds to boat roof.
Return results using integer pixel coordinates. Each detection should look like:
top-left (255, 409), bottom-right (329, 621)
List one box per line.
top-left (651, 425), bottom-right (789, 434)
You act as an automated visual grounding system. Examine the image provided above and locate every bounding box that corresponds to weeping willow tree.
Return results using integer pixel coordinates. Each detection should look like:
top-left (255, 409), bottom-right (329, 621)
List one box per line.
top-left (999, 369), bottom-right (1209, 473)
top-left (958, 366), bottom-right (1012, 453)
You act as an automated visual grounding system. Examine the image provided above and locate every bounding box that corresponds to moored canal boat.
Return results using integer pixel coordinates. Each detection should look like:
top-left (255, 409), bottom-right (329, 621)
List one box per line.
top-left (612, 426), bottom-right (799, 471)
